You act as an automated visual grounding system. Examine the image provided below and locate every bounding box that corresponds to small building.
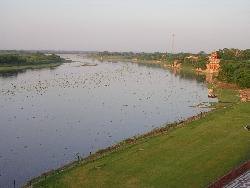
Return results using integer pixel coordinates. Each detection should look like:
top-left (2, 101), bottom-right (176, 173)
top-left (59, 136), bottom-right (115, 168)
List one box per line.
top-left (206, 52), bottom-right (220, 73)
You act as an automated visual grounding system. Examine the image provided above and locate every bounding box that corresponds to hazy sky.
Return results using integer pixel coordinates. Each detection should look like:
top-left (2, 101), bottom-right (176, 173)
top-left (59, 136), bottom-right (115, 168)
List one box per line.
top-left (0, 0), bottom-right (249, 52)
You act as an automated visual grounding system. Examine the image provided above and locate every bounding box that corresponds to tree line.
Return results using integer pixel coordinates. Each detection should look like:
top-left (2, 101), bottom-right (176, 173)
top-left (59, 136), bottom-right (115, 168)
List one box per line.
top-left (97, 49), bottom-right (250, 88)
top-left (0, 53), bottom-right (64, 65)
top-left (217, 49), bottom-right (250, 88)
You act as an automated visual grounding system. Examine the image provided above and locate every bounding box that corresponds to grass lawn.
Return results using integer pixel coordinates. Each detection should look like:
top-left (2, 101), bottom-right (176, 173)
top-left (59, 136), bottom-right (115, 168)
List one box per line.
top-left (29, 88), bottom-right (250, 188)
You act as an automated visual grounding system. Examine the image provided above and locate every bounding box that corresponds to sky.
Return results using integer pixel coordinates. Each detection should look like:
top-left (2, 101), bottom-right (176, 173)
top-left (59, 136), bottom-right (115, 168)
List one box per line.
top-left (0, 0), bottom-right (249, 53)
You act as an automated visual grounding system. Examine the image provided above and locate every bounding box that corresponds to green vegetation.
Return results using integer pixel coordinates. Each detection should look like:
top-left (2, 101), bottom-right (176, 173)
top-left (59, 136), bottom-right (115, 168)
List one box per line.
top-left (217, 48), bottom-right (250, 61)
top-left (93, 48), bottom-right (250, 88)
top-left (217, 49), bottom-right (250, 88)
top-left (0, 63), bottom-right (62, 73)
top-left (0, 53), bottom-right (65, 73)
top-left (28, 86), bottom-right (250, 188)
top-left (0, 53), bottom-right (64, 65)
top-left (93, 51), bottom-right (208, 67)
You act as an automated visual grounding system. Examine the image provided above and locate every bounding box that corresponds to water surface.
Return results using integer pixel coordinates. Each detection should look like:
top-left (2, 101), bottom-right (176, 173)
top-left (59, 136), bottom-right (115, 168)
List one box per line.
top-left (0, 55), bottom-right (216, 187)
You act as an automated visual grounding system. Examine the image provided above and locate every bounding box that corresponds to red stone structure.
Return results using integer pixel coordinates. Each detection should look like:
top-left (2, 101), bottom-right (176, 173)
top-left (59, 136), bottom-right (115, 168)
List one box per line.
top-left (206, 52), bottom-right (220, 73)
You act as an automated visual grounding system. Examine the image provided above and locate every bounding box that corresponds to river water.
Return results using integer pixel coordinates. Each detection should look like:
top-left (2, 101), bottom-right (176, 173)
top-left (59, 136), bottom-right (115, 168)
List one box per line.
top-left (0, 55), bottom-right (217, 187)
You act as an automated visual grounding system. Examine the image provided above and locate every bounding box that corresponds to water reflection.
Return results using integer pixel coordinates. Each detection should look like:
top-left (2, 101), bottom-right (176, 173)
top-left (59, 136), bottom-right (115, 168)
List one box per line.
top-left (178, 69), bottom-right (206, 83)
top-left (0, 69), bottom-right (26, 78)
top-left (0, 66), bottom-right (60, 79)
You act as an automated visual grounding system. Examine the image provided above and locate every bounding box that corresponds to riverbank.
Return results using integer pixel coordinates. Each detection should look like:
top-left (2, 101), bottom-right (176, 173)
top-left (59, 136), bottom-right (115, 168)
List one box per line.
top-left (24, 79), bottom-right (250, 187)
top-left (90, 55), bottom-right (169, 65)
top-left (1, 56), bottom-right (212, 188)
top-left (0, 62), bottom-right (63, 73)
top-left (90, 55), bottom-right (199, 74)
top-left (0, 53), bottom-right (66, 73)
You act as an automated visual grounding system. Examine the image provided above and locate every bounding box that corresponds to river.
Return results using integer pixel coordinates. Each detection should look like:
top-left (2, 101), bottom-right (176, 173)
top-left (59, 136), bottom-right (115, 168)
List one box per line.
top-left (0, 54), bottom-right (217, 187)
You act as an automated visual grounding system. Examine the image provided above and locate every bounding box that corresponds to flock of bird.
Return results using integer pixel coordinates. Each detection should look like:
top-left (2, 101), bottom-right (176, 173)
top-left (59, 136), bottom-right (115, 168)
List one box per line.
top-left (0, 58), bottom-right (209, 147)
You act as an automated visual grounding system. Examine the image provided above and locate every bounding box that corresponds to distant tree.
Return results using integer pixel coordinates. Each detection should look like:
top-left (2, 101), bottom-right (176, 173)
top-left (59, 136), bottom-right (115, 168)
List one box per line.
top-left (198, 51), bottom-right (206, 55)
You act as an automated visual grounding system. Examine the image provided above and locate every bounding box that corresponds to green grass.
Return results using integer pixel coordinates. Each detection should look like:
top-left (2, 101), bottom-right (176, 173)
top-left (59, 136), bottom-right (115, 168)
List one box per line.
top-left (29, 88), bottom-right (250, 188)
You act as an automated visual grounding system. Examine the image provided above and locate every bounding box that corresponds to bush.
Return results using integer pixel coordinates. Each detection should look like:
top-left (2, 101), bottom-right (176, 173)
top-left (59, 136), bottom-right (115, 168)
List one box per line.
top-left (234, 67), bottom-right (250, 88)
top-left (0, 53), bottom-right (63, 65)
top-left (218, 61), bottom-right (250, 88)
